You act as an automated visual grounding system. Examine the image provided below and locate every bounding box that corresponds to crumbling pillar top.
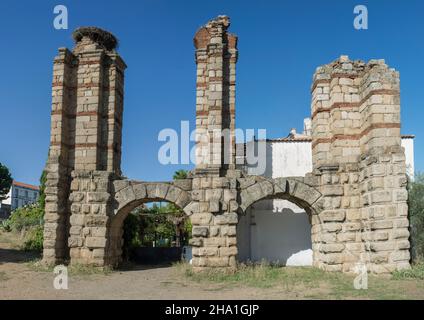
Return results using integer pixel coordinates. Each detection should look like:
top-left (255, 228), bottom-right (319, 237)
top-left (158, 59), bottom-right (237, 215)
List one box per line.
top-left (72, 26), bottom-right (118, 51)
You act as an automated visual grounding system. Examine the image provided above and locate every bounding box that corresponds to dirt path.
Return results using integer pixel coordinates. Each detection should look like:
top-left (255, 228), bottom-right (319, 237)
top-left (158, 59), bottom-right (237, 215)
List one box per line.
top-left (1, 231), bottom-right (424, 300)
top-left (0, 258), bottom-right (304, 300)
top-left (0, 233), bottom-right (302, 299)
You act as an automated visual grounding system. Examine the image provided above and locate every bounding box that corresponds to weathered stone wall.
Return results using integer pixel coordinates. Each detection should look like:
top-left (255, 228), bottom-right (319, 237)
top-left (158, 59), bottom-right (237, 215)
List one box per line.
top-left (188, 176), bottom-right (239, 270)
top-left (43, 27), bottom-right (126, 265)
top-left (193, 15), bottom-right (238, 175)
top-left (43, 48), bottom-right (76, 264)
top-left (43, 17), bottom-right (410, 274)
top-left (311, 56), bottom-right (410, 273)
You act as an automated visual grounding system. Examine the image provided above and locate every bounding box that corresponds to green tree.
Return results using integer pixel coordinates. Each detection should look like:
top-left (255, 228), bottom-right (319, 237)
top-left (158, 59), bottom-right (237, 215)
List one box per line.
top-left (409, 173), bottom-right (424, 261)
top-left (38, 170), bottom-right (47, 208)
top-left (0, 162), bottom-right (12, 201)
top-left (173, 169), bottom-right (188, 180)
top-left (2, 170), bottom-right (46, 252)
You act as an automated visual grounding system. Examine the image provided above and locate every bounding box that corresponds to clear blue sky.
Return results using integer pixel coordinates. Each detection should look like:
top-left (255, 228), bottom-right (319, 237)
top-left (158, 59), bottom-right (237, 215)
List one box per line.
top-left (0, 0), bottom-right (422, 185)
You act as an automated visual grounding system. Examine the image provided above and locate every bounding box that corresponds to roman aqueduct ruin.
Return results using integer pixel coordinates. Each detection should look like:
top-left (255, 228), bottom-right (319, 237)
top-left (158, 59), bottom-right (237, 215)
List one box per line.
top-left (43, 16), bottom-right (411, 273)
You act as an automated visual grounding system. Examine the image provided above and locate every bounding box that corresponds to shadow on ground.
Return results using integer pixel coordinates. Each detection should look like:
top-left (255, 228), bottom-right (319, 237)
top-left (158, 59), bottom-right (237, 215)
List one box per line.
top-left (118, 261), bottom-right (175, 272)
top-left (0, 248), bottom-right (40, 265)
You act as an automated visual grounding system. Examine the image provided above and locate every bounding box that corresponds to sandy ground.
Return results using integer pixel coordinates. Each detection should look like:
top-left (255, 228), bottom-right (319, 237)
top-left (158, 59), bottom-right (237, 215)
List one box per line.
top-left (0, 253), bottom-right (308, 300)
top-left (0, 233), bottom-right (307, 300)
top-left (1, 232), bottom-right (424, 300)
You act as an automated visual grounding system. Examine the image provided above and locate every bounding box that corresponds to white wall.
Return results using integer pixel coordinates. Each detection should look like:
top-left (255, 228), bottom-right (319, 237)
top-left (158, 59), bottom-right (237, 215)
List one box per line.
top-left (402, 138), bottom-right (415, 180)
top-left (237, 204), bottom-right (312, 266)
top-left (238, 137), bottom-right (415, 266)
top-left (239, 140), bottom-right (314, 266)
top-left (0, 183), bottom-right (40, 210)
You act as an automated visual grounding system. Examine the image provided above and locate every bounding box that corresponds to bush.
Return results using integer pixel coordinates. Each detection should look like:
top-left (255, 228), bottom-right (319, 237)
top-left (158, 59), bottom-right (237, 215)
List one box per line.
top-left (1, 219), bottom-right (11, 232)
top-left (409, 173), bottom-right (424, 262)
top-left (7, 203), bottom-right (44, 232)
top-left (5, 203), bottom-right (44, 252)
top-left (22, 225), bottom-right (44, 251)
top-left (122, 212), bottom-right (143, 260)
top-left (393, 263), bottom-right (424, 280)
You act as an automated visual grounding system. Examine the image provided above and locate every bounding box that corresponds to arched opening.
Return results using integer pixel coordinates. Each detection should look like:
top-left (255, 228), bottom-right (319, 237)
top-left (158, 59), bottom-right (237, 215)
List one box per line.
top-left (108, 182), bottom-right (193, 267)
top-left (237, 177), bottom-right (323, 267)
top-left (237, 197), bottom-right (312, 266)
top-left (110, 199), bottom-right (192, 267)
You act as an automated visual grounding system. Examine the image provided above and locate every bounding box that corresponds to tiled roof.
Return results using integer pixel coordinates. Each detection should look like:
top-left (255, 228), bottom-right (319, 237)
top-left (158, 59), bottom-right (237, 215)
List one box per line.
top-left (13, 181), bottom-right (39, 191)
top-left (258, 134), bottom-right (415, 143)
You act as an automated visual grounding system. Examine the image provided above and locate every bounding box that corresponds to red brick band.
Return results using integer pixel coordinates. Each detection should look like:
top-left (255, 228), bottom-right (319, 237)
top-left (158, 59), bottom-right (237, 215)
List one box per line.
top-left (311, 123), bottom-right (400, 148)
top-left (311, 89), bottom-right (399, 119)
top-left (50, 141), bottom-right (119, 151)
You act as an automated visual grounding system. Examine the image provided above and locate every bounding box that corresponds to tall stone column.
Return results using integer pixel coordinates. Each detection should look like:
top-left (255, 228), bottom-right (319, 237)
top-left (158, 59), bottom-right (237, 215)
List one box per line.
top-left (43, 27), bottom-right (126, 266)
top-left (358, 59), bottom-right (410, 273)
top-left (190, 16), bottom-right (240, 271)
top-left (311, 56), bottom-right (410, 273)
top-left (43, 48), bottom-right (76, 264)
top-left (193, 15), bottom-right (238, 176)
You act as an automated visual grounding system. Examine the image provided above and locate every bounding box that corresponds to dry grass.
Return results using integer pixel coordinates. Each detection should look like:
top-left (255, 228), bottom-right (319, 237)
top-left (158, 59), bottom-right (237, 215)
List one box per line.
top-left (175, 262), bottom-right (424, 300)
top-left (27, 259), bottom-right (113, 276)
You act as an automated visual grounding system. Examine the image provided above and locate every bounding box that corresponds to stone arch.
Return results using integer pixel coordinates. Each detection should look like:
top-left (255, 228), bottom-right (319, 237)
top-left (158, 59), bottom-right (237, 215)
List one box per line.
top-left (239, 176), bottom-right (323, 216)
top-left (106, 181), bottom-right (192, 265)
top-left (114, 182), bottom-right (191, 215)
top-left (237, 176), bottom-right (323, 266)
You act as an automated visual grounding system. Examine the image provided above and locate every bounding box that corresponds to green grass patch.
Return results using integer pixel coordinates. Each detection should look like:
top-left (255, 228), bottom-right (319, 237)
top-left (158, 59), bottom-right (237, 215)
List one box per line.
top-left (0, 271), bottom-right (9, 281)
top-left (175, 262), bottom-right (422, 299)
top-left (393, 263), bottom-right (424, 280)
top-left (68, 263), bottom-right (113, 276)
top-left (27, 259), bottom-right (113, 276)
top-left (175, 262), bottom-right (340, 289)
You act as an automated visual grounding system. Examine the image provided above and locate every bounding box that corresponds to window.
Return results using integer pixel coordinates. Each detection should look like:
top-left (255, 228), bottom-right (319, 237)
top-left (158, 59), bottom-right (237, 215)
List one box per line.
top-left (25, 190), bottom-right (28, 198)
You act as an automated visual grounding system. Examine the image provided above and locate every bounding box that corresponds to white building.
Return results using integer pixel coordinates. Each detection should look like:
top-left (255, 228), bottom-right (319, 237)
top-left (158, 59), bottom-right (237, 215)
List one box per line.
top-left (0, 181), bottom-right (39, 219)
top-left (237, 118), bottom-right (415, 266)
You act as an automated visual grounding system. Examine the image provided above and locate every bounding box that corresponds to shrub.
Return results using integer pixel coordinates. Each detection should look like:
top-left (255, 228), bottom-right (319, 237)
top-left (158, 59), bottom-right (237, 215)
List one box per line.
top-left (393, 263), bottom-right (424, 280)
top-left (122, 212), bottom-right (143, 260)
top-left (1, 219), bottom-right (11, 232)
top-left (5, 202), bottom-right (44, 252)
top-left (22, 225), bottom-right (44, 251)
top-left (7, 203), bottom-right (44, 232)
top-left (409, 173), bottom-right (424, 262)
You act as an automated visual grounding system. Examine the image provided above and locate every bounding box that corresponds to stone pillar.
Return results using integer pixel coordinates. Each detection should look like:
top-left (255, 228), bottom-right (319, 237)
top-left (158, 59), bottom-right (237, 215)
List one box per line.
top-left (43, 48), bottom-right (76, 264)
top-left (43, 27), bottom-right (126, 266)
top-left (311, 56), bottom-right (410, 273)
top-left (358, 59), bottom-right (410, 273)
top-left (189, 176), bottom-right (239, 271)
top-left (72, 30), bottom-right (126, 173)
top-left (193, 15), bottom-right (238, 176)
top-left (68, 170), bottom-right (114, 266)
top-left (190, 16), bottom-right (240, 271)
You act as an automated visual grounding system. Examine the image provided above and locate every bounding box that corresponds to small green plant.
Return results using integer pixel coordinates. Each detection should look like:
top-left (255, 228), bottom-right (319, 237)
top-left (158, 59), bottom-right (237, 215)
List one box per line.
top-left (0, 271), bottom-right (8, 282)
top-left (67, 263), bottom-right (113, 276)
top-left (122, 211), bottom-right (143, 260)
top-left (176, 261), bottom-right (333, 289)
top-left (4, 202), bottom-right (44, 252)
top-left (1, 219), bottom-right (11, 232)
top-left (22, 225), bottom-right (44, 251)
top-left (27, 259), bottom-right (113, 276)
top-left (7, 203), bottom-right (43, 232)
top-left (409, 172), bottom-right (424, 262)
top-left (393, 263), bottom-right (424, 280)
